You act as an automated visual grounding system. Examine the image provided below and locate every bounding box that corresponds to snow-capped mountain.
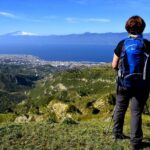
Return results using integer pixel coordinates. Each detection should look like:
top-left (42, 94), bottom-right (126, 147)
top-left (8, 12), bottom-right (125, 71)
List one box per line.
top-left (4, 31), bottom-right (38, 36)
top-left (0, 31), bottom-right (150, 45)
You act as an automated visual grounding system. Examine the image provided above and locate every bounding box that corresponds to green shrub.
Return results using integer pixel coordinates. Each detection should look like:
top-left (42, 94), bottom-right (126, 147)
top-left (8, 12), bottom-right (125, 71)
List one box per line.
top-left (61, 117), bottom-right (78, 125)
top-left (47, 112), bottom-right (57, 123)
top-left (0, 113), bottom-right (16, 123)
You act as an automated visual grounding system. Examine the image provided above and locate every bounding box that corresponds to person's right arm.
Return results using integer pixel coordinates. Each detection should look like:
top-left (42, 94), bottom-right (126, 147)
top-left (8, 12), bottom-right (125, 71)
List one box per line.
top-left (112, 53), bottom-right (119, 70)
top-left (111, 40), bottom-right (124, 70)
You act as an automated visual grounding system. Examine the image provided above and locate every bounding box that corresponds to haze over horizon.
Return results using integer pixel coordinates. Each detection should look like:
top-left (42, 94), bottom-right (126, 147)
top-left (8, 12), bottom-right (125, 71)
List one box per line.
top-left (0, 31), bottom-right (128, 36)
top-left (1, 0), bottom-right (150, 35)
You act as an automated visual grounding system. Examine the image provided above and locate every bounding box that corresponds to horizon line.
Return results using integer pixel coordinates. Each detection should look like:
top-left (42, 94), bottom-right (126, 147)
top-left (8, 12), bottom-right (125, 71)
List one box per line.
top-left (1, 31), bottom-right (150, 36)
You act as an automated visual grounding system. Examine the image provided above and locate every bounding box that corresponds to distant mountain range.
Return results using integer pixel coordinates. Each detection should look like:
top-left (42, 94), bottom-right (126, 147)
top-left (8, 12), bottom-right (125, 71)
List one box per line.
top-left (1, 31), bottom-right (150, 46)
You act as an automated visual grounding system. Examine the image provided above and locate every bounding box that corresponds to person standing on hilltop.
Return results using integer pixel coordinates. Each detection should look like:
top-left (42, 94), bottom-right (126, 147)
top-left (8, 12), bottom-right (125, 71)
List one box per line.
top-left (112, 15), bottom-right (150, 150)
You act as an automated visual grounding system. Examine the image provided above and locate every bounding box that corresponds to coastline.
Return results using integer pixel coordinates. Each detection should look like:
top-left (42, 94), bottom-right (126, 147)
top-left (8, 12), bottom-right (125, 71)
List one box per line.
top-left (0, 54), bottom-right (111, 67)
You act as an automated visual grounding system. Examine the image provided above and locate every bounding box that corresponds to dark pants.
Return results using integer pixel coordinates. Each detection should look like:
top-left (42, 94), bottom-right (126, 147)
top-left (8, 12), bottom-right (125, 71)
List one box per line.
top-left (113, 85), bottom-right (149, 146)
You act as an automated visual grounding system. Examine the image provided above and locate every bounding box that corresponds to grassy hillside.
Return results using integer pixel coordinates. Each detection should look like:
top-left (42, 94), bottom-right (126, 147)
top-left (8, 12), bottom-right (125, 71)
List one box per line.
top-left (0, 64), bottom-right (57, 113)
top-left (13, 65), bottom-right (116, 118)
top-left (0, 65), bottom-right (150, 150)
top-left (0, 114), bottom-right (150, 150)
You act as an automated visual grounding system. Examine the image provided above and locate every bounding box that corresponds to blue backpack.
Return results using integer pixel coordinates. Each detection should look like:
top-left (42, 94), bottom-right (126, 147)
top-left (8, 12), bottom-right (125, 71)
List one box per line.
top-left (118, 37), bottom-right (150, 88)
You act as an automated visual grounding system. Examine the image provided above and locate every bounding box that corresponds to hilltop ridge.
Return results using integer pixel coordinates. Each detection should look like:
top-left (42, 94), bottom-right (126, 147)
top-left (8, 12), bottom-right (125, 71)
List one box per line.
top-left (0, 63), bottom-right (150, 150)
top-left (1, 32), bottom-right (150, 45)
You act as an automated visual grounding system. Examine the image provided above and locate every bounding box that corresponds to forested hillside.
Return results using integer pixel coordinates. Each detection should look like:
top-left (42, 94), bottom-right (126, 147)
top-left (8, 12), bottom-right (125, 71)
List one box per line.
top-left (0, 64), bottom-right (57, 113)
top-left (0, 64), bottom-right (150, 150)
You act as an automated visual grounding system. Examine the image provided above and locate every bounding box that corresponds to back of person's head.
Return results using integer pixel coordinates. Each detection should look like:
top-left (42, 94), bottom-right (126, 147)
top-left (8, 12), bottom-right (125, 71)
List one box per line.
top-left (125, 15), bottom-right (146, 35)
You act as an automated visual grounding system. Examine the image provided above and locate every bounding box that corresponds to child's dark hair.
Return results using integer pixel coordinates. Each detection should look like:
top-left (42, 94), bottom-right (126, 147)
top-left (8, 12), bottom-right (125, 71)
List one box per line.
top-left (125, 15), bottom-right (146, 35)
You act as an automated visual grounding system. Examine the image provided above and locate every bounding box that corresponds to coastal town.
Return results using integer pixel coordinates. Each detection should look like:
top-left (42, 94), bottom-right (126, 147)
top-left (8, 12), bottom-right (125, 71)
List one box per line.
top-left (0, 54), bottom-right (107, 68)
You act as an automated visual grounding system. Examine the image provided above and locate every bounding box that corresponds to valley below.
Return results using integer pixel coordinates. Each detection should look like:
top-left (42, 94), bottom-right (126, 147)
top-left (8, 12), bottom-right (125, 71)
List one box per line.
top-left (0, 55), bottom-right (150, 150)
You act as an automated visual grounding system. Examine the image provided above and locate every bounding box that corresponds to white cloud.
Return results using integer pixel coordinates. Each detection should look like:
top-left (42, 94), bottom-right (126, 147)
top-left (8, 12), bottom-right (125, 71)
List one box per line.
top-left (70, 0), bottom-right (89, 4)
top-left (65, 17), bottom-right (111, 23)
top-left (65, 17), bottom-right (78, 23)
top-left (0, 11), bottom-right (45, 22)
top-left (84, 18), bottom-right (111, 23)
top-left (44, 15), bottom-right (57, 19)
top-left (23, 18), bottom-right (43, 22)
top-left (0, 11), bottom-right (17, 19)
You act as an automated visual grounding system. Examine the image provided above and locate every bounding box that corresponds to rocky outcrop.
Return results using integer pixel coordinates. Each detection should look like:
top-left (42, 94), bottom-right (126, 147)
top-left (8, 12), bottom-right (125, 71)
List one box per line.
top-left (14, 114), bottom-right (45, 123)
top-left (47, 101), bottom-right (81, 122)
top-left (14, 115), bottom-right (28, 123)
top-left (55, 83), bottom-right (67, 91)
top-left (48, 101), bottom-right (69, 120)
top-left (93, 94), bottom-right (115, 113)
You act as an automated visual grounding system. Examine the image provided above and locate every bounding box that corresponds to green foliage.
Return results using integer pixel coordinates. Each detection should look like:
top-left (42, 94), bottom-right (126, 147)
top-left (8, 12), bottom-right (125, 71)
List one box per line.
top-left (0, 64), bottom-right (150, 149)
top-left (47, 112), bottom-right (57, 124)
top-left (0, 113), bottom-right (16, 123)
top-left (13, 103), bottom-right (30, 115)
top-left (107, 93), bottom-right (116, 105)
top-left (61, 117), bottom-right (78, 125)
top-left (28, 96), bottom-right (52, 108)
top-left (0, 91), bottom-right (26, 113)
top-left (0, 64), bottom-right (57, 113)
top-left (67, 104), bottom-right (82, 114)
top-left (1, 117), bottom-right (150, 150)
top-left (55, 90), bottom-right (69, 101)
top-left (23, 65), bottom-right (116, 114)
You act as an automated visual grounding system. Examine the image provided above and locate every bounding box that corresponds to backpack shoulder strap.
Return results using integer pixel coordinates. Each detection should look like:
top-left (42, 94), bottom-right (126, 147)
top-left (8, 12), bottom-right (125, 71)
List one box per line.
top-left (121, 38), bottom-right (130, 53)
top-left (142, 39), bottom-right (150, 80)
top-left (142, 39), bottom-right (150, 54)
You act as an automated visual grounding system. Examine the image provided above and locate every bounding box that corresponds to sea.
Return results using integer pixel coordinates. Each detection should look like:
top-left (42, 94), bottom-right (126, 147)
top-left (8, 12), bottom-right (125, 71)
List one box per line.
top-left (0, 44), bottom-right (115, 63)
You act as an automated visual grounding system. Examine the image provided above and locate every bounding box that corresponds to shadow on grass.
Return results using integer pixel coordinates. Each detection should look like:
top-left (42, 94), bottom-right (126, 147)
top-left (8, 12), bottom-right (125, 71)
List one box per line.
top-left (142, 138), bottom-right (150, 149)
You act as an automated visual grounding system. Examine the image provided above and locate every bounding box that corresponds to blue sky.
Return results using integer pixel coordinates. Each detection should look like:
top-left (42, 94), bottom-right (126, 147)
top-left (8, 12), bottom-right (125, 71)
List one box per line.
top-left (0, 0), bottom-right (150, 35)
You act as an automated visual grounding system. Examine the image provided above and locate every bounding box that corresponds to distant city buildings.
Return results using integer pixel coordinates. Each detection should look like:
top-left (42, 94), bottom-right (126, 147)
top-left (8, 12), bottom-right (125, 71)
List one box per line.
top-left (0, 54), bottom-right (107, 68)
